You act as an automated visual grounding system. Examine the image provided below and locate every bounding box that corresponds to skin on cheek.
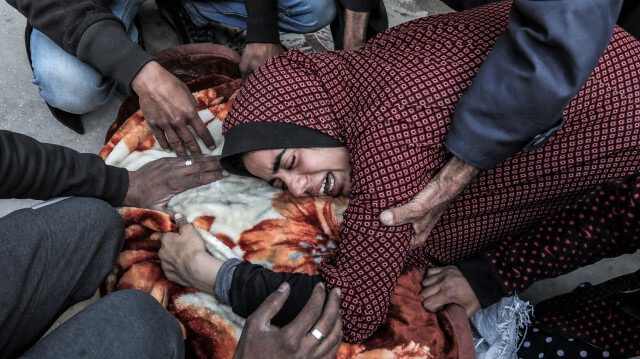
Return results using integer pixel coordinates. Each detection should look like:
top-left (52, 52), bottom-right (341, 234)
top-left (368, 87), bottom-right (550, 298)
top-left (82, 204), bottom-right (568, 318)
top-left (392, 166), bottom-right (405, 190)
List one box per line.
top-left (243, 147), bottom-right (351, 197)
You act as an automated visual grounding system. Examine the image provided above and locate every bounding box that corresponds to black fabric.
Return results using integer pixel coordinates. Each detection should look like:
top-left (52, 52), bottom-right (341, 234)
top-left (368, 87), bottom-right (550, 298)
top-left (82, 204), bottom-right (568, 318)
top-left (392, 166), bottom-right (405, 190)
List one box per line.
top-left (244, 0), bottom-right (279, 44)
top-left (0, 130), bottom-right (128, 206)
top-left (445, 0), bottom-right (624, 169)
top-left (7, 0), bottom-right (121, 56)
top-left (0, 197), bottom-right (125, 357)
top-left (221, 122), bottom-right (344, 177)
top-left (456, 256), bottom-right (508, 308)
top-left (77, 21), bottom-right (155, 94)
top-left (517, 326), bottom-right (622, 359)
top-left (8, 0), bottom-right (150, 96)
top-left (229, 261), bottom-right (322, 327)
top-left (618, 0), bottom-right (640, 40)
top-left (330, 0), bottom-right (388, 50)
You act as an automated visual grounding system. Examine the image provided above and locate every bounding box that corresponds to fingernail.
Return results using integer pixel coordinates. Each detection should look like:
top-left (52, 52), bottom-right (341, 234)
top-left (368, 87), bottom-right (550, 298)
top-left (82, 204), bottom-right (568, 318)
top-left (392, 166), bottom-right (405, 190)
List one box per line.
top-left (318, 282), bottom-right (325, 290)
top-left (208, 145), bottom-right (216, 150)
top-left (335, 288), bottom-right (342, 297)
top-left (277, 282), bottom-right (289, 292)
top-left (175, 213), bottom-right (183, 220)
top-left (380, 211), bottom-right (393, 225)
top-left (221, 170), bottom-right (230, 177)
top-left (165, 149), bottom-right (172, 153)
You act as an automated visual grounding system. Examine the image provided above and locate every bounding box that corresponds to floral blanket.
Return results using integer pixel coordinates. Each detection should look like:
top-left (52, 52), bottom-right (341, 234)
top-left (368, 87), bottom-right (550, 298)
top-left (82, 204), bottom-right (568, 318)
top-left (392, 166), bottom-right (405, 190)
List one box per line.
top-left (99, 44), bottom-right (474, 359)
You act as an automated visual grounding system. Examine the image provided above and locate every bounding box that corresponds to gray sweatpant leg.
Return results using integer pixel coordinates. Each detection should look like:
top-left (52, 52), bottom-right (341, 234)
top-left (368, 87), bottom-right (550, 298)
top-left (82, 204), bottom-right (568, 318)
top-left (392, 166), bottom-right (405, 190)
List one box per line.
top-left (0, 197), bottom-right (125, 357)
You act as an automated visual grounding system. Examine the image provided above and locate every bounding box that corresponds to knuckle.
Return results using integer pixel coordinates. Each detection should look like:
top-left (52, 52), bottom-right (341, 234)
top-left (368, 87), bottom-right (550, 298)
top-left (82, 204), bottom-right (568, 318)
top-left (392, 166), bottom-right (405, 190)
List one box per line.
top-left (169, 116), bottom-right (184, 126)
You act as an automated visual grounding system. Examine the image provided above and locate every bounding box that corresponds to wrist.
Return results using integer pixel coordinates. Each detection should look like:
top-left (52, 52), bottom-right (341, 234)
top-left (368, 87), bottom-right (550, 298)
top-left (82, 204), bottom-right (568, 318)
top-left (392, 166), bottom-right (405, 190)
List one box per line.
top-left (436, 156), bottom-right (480, 194)
top-left (121, 170), bottom-right (138, 207)
top-left (344, 10), bottom-right (369, 47)
top-left (188, 250), bottom-right (223, 294)
top-left (131, 61), bottom-right (162, 97)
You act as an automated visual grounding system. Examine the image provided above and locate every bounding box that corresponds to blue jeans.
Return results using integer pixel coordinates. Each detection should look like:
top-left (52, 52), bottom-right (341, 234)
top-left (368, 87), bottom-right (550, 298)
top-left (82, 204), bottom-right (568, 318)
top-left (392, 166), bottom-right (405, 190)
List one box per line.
top-left (183, 0), bottom-right (336, 33)
top-left (0, 197), bottom-right (183, 358)
top-left (30, 0), bottom-right (145, 114)
top-left (29, 0), bottom-right (335, 115)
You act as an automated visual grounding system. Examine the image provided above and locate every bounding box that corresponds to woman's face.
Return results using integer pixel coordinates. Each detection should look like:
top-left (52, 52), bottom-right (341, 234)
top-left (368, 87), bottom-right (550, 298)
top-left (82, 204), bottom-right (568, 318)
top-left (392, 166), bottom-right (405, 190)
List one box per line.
top-left (243, 147), bottom-right (351, 197)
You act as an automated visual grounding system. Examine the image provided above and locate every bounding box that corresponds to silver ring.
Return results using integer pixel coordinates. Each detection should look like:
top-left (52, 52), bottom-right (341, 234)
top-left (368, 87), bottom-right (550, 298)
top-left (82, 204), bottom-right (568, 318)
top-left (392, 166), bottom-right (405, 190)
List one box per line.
top-left (184, 159), bottom-right (193, 166)
top-left (309, 328), bottom-right (324, 342)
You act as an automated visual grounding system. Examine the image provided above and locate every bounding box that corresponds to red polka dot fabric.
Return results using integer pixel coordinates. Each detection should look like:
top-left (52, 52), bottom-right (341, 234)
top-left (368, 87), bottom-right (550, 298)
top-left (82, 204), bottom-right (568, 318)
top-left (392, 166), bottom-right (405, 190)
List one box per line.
top-left (223, 2), bottom-right (640, 343)
top-left (485, 169), bottom-right (640, 356)
top-left (535, 271), bottom-right (639, 357)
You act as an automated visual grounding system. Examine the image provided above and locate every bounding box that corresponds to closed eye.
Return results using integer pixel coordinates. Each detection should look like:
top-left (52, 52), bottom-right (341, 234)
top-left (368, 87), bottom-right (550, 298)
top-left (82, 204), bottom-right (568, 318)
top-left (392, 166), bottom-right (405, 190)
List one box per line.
top-left (288, 155), bottom-right (296, 170)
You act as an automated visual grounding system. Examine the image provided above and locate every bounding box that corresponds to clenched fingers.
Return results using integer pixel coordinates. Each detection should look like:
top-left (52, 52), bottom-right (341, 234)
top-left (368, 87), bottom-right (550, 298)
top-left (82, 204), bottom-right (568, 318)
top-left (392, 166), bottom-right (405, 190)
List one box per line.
top-left (313, 288), bottom-right (343, 359)
top-left (245, 282), bottom-right (291, 331)
top-left (285, 283), bottom-right (327, 339)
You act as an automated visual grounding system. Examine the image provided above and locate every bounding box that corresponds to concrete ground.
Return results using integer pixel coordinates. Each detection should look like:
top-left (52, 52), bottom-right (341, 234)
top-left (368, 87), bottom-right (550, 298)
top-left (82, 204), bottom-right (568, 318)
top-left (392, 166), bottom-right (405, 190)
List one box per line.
top-left (1, 0), bottom-right (639, 340)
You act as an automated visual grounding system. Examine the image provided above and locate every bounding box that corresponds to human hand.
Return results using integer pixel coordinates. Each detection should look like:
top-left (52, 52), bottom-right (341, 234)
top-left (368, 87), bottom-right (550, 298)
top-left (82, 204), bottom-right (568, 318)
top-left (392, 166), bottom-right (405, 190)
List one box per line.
top-left (233, 282), bottom-right (342, 359)
top-left (420, 266), bottom-right (481, 317)
top-left (132, 61), bottom-right (216, 156)
top-left (159, 214), bottom-right (224, 292)
top-left (379, 156), bottom-right (479, 249)
top-left (123, 155), bottom-right (229, 215)
top-left (343, 10), bottom-right (369, 51)
top-left (239, 43), bottom-right (285, 78)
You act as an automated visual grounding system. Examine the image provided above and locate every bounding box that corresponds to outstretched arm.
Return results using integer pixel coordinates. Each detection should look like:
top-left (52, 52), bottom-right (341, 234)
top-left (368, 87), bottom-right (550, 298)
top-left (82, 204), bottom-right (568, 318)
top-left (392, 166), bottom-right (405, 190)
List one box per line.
top-left (0, 130), bottom-right (227, 209)
top-left (380, 0), bottom-right (623, 245)
top-left (239, 0), bottom-right (285, 78)
top-left (446, 0), bottom-right (623, 169)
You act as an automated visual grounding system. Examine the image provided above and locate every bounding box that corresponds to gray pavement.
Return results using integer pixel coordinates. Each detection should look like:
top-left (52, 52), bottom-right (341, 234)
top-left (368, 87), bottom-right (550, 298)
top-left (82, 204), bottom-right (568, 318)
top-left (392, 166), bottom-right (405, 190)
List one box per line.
top-left (1, 0), bottom-right (638, 311)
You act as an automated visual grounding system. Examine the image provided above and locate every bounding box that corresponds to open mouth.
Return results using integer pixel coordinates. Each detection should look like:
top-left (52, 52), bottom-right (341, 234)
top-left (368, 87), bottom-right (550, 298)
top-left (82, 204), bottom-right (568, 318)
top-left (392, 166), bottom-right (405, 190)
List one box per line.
top-left (319, 172), bottom-right (335, 195)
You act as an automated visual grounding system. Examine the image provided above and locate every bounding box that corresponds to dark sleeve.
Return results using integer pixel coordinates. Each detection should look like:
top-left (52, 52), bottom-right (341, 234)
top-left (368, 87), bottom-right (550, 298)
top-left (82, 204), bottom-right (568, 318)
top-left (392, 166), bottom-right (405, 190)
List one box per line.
top-left (7, 0), bottom-right (154, 93)
top-left (244, 0), bottom-right (280, 44)
top-left (459, 169), bottom-right (640, 307)
top-left (445, 0), bottom-right (623, 170)
top-left (0, 130), bottom-right (128, 206)
top-left (457, 256), bottom-right (508, 308)
top-left (339, 0), bottom-right (379, 12)
top-left (229, 261), bottom-right (323, 327)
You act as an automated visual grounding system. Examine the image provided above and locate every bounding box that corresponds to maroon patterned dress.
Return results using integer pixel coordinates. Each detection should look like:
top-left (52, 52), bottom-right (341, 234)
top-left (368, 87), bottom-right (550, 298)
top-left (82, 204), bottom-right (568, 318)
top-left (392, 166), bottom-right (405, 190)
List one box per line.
top-left (223, 3), bottom-right (640, 342)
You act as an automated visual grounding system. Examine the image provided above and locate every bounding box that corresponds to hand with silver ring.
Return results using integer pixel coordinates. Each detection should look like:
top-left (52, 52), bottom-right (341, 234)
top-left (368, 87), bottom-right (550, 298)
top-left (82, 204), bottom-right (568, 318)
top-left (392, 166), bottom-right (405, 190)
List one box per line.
top-left (309, 328), bottom-right (325, 342)
top-left (123, 155), bottom-right (229, 215)
top-left (233, 282), bottom-right (343, 359)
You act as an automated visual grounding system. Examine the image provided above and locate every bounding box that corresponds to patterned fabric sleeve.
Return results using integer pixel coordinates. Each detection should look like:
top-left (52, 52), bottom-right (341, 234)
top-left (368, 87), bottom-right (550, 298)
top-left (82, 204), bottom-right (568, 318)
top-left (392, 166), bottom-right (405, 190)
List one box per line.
top-left (460, 169), bottom-right (640, 306)
top-left (318, 206), bottom-right (412, 343)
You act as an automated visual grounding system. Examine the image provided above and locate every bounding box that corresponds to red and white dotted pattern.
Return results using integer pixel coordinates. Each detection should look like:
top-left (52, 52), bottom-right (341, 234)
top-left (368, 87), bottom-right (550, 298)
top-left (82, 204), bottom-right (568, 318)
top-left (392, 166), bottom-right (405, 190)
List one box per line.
top-left (486, 170), bottom-right (640, 356)
top-left (224, 2), bottom-right (640, 343)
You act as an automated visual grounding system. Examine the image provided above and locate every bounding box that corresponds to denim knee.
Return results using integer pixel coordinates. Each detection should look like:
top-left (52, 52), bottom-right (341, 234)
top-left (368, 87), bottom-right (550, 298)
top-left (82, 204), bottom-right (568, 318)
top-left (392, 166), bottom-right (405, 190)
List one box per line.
top-left (34, 66), bottom-right (115, 114)
top-left (287, 0), bottom-right (337, 33)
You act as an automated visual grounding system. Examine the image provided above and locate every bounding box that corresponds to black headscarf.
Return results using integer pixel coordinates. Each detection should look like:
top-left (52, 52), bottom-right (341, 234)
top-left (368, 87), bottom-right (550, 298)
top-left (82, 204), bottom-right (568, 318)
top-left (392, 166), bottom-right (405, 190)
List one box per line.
top-left (220, 122), bottom-right (344, 177)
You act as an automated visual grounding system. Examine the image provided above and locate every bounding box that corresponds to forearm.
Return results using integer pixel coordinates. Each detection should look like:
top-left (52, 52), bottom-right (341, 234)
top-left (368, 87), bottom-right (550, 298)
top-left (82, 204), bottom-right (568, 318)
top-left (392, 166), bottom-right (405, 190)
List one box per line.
top-left (8, 0), bottom-right (153, 94)
top-left (7, 0), bottom-right (117, 55)
top-left (0, 130), bottom-right (128, 205)
top-left (243, 0), bottom-right (279, 44)
top-left (343, 10), bottom-right (369, 50)
top-left (78, 21), bottom-right (155, 94)
top-left (429, 155), bottom-right (480, 207)
top-left (222, 260), bottom-right (321, 327)
top-left (446, 0), bottom-right (624, 169)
